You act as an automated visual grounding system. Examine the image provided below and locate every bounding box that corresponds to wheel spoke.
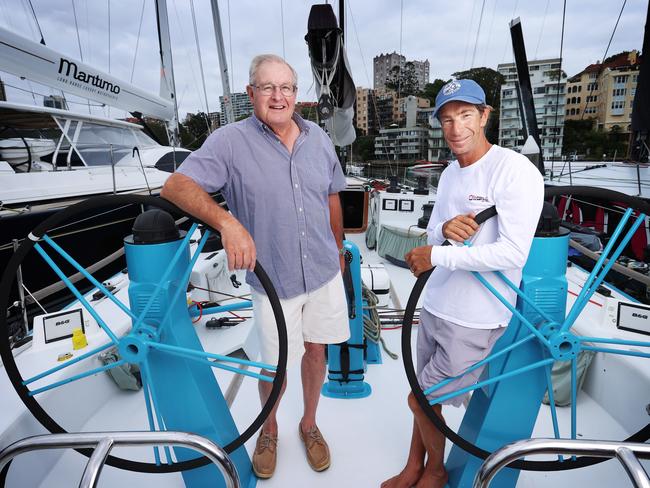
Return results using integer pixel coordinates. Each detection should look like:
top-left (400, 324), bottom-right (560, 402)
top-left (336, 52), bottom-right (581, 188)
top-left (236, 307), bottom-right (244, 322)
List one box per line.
top-left (581, 345), bottom-right (650, 359)
top-left (146, 341), bottom-right (275, 382)
top-left (23, 341), bottom-right (114, 386)
top-left (570, 358), bottom-right (578, 461)
top-left (131, 223), bottom-right (198, 334)
top-left (580, 336), bottom-right (650, 349)
top-left (429, 357), bottom-right (555, 406)
top-left (157, 228), bottom-right (210, 336)
top-left (543, 360), bottom-right (564, 461)
top-left (41, 234), bottom-right (139, 323)
top-left (140, 359), bottom-right (173, 465)
top-left (147, 341), bottom-right (276, 371)
top-left (139, 359), bottom-right (162, 466)
top-left (33, 242), bottom-right (119, 344)
top-left (424, 333), bottom-right (537, 396)
top-left (28, 359), bottom-right (126, 396)
top-left (564, 208), bottom-right (633, 328)
top-left (563, 211), bottom-right (645, 332)
top-left (471, 271), bottom-right (552, 349)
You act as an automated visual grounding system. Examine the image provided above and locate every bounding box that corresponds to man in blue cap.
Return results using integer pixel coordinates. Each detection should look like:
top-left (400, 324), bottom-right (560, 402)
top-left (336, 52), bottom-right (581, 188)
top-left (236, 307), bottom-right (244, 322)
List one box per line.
top-left (382, 80), bottom-right (543, 487)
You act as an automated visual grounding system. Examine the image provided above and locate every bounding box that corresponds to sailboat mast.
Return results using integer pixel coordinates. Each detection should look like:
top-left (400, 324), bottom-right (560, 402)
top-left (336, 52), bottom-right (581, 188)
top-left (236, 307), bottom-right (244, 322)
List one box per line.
top-left (210, 0), bottom-right (235, 125)
top-left (629, 0), bottom-right (650, 162)
top-left (509, 17), bottom-right (544, 174)
top-left (154, 0), bottom-right (180, 146)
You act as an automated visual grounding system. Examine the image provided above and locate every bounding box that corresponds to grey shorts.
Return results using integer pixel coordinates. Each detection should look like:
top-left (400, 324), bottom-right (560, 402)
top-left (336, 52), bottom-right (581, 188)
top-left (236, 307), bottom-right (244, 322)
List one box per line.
top-left (417, 308), bottom-right (506, 407)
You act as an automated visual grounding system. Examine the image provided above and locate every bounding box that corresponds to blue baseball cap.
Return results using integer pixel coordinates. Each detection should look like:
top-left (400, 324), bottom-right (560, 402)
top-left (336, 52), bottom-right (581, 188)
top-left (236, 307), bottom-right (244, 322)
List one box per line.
top-left (433, 79), bottom-right (486, 119)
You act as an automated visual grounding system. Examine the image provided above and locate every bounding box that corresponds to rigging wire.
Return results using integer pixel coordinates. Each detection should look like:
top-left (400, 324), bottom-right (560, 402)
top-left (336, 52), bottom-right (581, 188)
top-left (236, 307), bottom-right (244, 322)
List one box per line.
top-left (280, 0), bottom-right (285, 59)
top-left (189, 0), bottom-right (213, 129)
top-left (71, 0), bottom-right (92, 114)
top-left (1, 82), bottom-right (104, 106)
top-left (227, 0), bottom-right (234, 90)
top-left (470, 0), bottom-right (488, 69)
top-left (130, 0), bottom-right (147, 83)
top-left (550, 0), bottom-right (567, 165)
top-left (501, 0), bottom-right (520, 63)
top-left (84, 0), bottom-right (91, 65)
top-left (533, 0), bottom-right (551, 60)
top-left (581, 0), bottom-right (628, 121)
top-left (17, 0), bottom-right (37, 40)
top-left (25, 0), bottom-right (44, 44)
top-left (397, 0), bottom-right (403, 101)
top-left (482, 0), bottom-right (500, 67)
top-left (107, 0), bottom-right (111, 118)
top-left (170, 0), bottom-right (209, 124)
top-left (346, 0), bottom-right (396, 174)
top-left (463, 1), bottom-right (478, 70)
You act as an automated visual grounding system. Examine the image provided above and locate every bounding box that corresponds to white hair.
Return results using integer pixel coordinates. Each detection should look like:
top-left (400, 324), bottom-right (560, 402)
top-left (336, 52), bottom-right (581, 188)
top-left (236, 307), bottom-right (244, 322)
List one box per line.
top-left (248, 54), bottom-right (298, 86)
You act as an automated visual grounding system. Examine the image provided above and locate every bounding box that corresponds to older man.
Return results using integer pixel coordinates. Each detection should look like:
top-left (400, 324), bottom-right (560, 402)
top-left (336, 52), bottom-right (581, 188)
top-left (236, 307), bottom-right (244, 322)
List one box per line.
top-left (161, 54), bottom-right (350, 479)
top-left (382, 79), bottom-right (544, 488)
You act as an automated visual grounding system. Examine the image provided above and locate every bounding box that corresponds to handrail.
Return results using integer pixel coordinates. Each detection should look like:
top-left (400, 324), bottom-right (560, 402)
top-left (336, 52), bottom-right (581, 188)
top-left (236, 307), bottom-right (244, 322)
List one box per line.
top-left (0, 431), bottom-right (240, 488)
top-left (474, 438), bottom-right (650, 488)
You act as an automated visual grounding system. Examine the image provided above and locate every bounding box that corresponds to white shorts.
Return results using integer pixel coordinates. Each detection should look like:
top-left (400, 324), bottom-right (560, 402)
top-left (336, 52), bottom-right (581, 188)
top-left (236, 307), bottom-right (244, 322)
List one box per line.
top-left (252, 272), bottom-right (350, 366)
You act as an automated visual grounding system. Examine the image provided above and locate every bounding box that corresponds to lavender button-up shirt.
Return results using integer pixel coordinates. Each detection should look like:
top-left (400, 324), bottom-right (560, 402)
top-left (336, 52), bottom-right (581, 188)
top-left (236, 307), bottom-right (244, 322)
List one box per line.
top-left (176, 113), bottom-right (347, 299)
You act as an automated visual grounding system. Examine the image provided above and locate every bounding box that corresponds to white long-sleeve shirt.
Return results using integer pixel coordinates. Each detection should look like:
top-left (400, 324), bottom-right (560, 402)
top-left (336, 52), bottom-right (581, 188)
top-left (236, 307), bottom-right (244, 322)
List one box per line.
top-left (423, 144), bottom-right (544, 329)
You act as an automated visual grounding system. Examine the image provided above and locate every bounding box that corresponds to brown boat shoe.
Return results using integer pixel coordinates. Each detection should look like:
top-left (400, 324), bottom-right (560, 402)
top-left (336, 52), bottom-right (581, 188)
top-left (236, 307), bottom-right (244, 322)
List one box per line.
top-left (252, 431), bottom-right (278, 479)
top-left (299, 425), bottom-right (331, 472)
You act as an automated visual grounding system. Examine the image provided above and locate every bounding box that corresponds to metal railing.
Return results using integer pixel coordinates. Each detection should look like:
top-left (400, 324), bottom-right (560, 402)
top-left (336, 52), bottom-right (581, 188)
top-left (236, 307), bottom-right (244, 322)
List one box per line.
top-left (0, 431), bottom-right (240, 488)
top-left (474, 438), bottom-right (650, 488)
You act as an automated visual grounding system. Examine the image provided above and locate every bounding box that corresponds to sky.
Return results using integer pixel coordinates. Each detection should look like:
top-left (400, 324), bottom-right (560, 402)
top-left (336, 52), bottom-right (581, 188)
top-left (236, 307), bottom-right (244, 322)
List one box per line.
top-left (0, 0), bottom-right (646, 121)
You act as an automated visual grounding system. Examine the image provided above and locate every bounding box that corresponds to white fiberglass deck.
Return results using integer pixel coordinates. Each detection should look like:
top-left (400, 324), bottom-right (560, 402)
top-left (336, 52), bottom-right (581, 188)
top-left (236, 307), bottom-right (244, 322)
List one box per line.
top-left (0, 234), bottom-right (644, 488)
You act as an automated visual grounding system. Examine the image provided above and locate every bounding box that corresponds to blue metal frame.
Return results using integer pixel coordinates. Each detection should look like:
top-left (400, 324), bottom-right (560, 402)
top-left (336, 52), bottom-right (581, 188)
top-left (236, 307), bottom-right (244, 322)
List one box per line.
top-left (440, 209), bottom-right (650, 487)
top-left (322, 241), bottom-right (372, 399)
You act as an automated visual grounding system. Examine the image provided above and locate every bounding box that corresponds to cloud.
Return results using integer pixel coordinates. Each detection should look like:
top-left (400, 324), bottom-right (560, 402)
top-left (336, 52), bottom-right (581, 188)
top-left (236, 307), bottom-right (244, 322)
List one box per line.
top-left (0, 0), bottom-right (646, 121)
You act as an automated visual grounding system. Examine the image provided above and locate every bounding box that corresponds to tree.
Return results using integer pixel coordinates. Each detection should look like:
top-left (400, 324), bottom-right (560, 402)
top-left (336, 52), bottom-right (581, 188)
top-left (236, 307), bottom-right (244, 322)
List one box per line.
top-left (451, 67), bottom-right (504, 109)
top-left (562, 120), bottom-right (629, 160)
top-left (352, 133), bottom-right (376, 162)
top-left (385, 62), bottom-right (419, 96)
top-left (417, 78), bottom-right (449, 106)
top-left (180, 112), bottom-right (211, 150)
top-left (563, 119), bottom-right (594, 156)
top-left (142, 117), bottom-right (170, 146)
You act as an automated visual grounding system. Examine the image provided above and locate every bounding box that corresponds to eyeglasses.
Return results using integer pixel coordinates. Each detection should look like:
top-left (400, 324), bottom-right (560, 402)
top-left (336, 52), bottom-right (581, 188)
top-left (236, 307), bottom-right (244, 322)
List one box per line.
top-left (253, 83), bottom-right (297, 97)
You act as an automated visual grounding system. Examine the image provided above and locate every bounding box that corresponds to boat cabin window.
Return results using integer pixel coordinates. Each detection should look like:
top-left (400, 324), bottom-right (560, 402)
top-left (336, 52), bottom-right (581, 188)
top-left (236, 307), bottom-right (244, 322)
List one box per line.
top-left (53, 121), bottom-right (159, 167)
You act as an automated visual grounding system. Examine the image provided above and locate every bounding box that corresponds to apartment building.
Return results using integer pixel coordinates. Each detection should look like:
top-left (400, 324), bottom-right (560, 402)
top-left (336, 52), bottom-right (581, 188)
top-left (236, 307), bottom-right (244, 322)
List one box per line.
top-left (373, 52), bottom-right (430, 91)
top-left (219, 92), bottom-right (253, 125)
top-left (566, 51), bottom-right (641, 134)
top-left (498, 58), bottom-right (566, 159)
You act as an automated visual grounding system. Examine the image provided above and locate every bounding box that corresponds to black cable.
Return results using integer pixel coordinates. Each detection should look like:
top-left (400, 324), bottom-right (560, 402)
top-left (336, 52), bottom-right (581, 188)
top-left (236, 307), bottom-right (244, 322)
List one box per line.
top-left (402, 190), bottom-right (650, 470)
top-left (0, 194), bottom-right (287, 473)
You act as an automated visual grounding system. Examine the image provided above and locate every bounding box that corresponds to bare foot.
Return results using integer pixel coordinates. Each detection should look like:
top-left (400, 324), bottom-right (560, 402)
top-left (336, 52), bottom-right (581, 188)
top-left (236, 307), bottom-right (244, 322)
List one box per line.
top-left (381, 466), bottom-right (424, 488)
top-left (414, 470), bottom-right (448, 488)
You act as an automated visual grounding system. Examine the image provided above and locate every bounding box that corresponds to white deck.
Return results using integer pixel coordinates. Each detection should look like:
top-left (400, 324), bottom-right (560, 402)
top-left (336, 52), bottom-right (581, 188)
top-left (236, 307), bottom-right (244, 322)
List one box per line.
top-left (1, 234), bottom-right (650, 487)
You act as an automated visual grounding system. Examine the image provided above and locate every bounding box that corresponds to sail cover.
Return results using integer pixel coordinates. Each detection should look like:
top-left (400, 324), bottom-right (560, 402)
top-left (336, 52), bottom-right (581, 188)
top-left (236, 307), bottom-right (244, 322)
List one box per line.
top-left (305, 4), bottom-right (356, 146)
top-left (0, 26), bottom-right (174, 120)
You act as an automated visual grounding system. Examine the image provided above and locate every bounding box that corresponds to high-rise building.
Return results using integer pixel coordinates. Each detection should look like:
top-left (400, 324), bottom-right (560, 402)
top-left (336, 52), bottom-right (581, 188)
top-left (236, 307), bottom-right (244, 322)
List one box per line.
top-left (207, 112), bottom-right (221, 130)
top-left (565, 51), bottom-right (640, 135)
top-left (219, 92), bottom-right (253, 125)
top-left (373, 53), bottom-right (430, 91)
top-left (497, 58), bottom-right (566, 159)
top-left (374, 96), bottom-right (439, 162)
top-left (410, 60), bottom-right (430, 92)
top-left (355, 87), bottom-right (430, 136)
